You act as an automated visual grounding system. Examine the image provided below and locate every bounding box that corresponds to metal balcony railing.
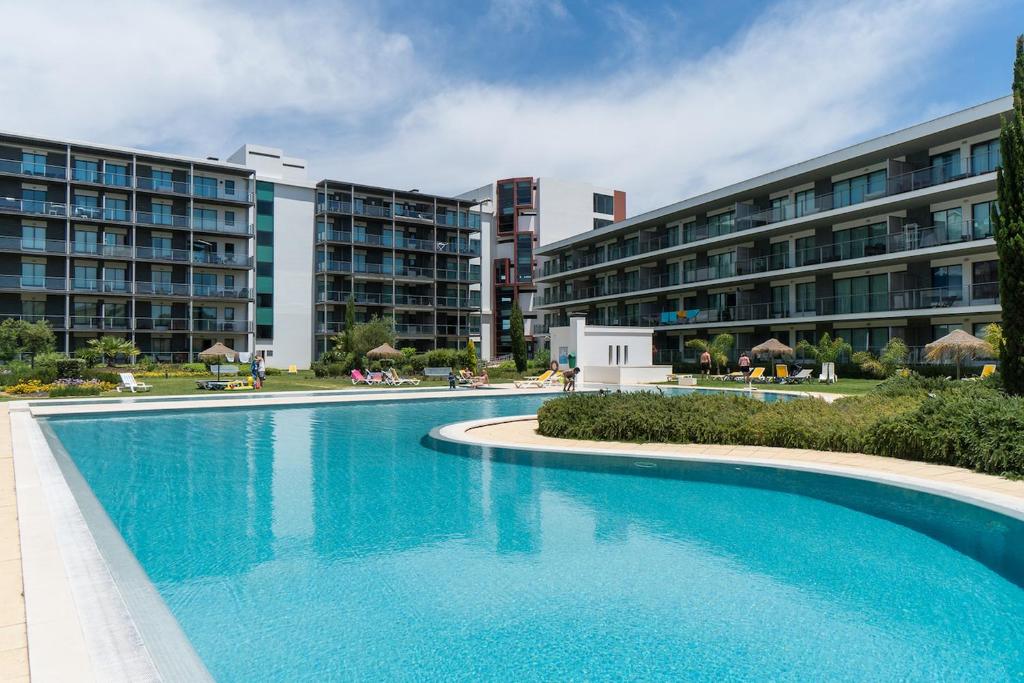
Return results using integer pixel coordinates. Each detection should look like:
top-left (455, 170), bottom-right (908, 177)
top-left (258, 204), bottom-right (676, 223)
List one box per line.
top-left (0, 158), bottom-right (67, 179)
top-left (0, 197), bottom-right (67, 217)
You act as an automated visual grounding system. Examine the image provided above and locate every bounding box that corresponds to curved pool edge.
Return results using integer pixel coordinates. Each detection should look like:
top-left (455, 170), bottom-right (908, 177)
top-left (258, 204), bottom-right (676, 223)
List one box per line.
top-left (432, 415), bottom-right (1024, 522)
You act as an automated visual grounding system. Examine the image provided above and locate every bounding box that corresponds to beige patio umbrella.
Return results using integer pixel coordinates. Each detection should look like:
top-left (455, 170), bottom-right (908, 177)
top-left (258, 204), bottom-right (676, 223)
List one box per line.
top-left (752, 338), bottom-right (794, 377)
top-left (198, 342), bottom-right (237, 379)
top-left (367, 343), bottom-right (403, 361)
top-left (924, 329), bottom-right (994, 379)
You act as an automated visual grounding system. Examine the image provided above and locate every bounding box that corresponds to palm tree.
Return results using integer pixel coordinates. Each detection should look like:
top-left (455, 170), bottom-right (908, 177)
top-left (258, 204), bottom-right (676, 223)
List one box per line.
top-left (795, 332), bottom-right (852, 365)
top-left (685, 333), bottom-right (734, 374)
top-left (983, 322), bottom-right (1005, 357)
top-left (86, 336), bottom-right (140, 367)
top-left (852, 338), bottom-right (909, 378)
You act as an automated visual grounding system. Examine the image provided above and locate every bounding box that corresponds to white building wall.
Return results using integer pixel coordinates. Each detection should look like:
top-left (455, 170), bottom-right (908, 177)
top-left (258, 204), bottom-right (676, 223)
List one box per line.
top-left (535, 177), bottom-right (616, 246)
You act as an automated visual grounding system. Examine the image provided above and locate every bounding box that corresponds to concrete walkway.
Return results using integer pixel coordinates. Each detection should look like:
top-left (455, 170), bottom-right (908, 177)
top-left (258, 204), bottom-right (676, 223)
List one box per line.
top-left (442, 416), bottom-right (1024, 515)
top-left (0, 404), bottom-right (28, 681)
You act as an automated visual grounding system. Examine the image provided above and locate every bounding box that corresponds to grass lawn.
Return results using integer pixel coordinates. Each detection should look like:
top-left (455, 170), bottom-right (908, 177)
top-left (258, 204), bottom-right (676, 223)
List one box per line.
top-left (660, 376), bottom-right (882, 395)
top-left (128, 373), bottom-right (456, 396)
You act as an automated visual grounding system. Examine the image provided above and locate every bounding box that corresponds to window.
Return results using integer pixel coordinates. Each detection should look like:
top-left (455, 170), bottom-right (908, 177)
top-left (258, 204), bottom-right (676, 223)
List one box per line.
top-left (972, 201), bottom-right (996, 239)
top-left (707, 252), bottom-right (735, 279)
top-left (193, 207), bottom-right (217, 229)
top-left (706, 211), bottom-right (734, 238)
top-left (21, 225), bottom-right (44, 251)
top-left (105, 266), bottom-right (127, 291)
top-left (794, 189), bottom-right (815, 217)
top-left (21, 262), bottom-right (44, 287)
top-left (74, 229), bottom-right (98, 254)
top-left (22, 152), bottom-right (46, 176)
top-left (73, 193), bottom-right (99, 218)
top-left (193, 176), bottom-right (217, 198)
top-left (770, 196), bottom-right (792, 222)
top-left (74, 264), bottom-right (97, 290)
top-left (834, 222), bottom-right (887, 260)
top-left (795, 236), bottom-right (816, 266)
top-left (104, 163), bottom-right (130, 187)
top-left (152, 304), bottom-right (171, 329)
top-left (73, 159), bottom-right (99, 183)
top-left (972, 139), bottom-right (1001, 174)
top-left (768, 241), bottom-right (789, 270)
top-left (593, 193), bottom-right (614, 215)
top-left (681, 220), bottom-right (697, 243)
top-left (224, 180), bottom-right (236, 196)
top-left (257, 293), bottom-right (273, 308)
top-left (105, 197), bottom-right (128, 222)
top-left (681, 259), bottom-right (696, 283)
top-left (973, 260), bottom-right (999, 302)
top-left (152, 235), bottom-right (172, 257)
top-left (930, 150), bottom-right (962, 184)
top-left (516, 234), bottom-right (533, 282)
top-left (152, 169), bottom-right (173, 191)
top-left (151, 203), bottom-right (172, 225)
top-left (593, 218), bottom-right (613, 229)
top-left (103, 231), bottom-right (126, 247)
top-left (832, 170), bottom-right (886, 208)
top-left (931, 207), bottom-right (964, 244)
top-left (833, 274), bottom-right (888, 314)
top-left (845, 328), bottom-right (889, 353)
top-left (771, 285), bottom-right (790, 317)
top-left (224, 210), bottom-right (235, 226)
top-left (931, 265), bottom-right (963, 302)
top-left (21, 300), bottom-right (44, 319)
top-left (795, 282), bottom-right (816, 314)
top-left (224, 274), bottom-right (235, 290)
top-left (22, 188), bottom-right (46, 213)
top-left (932, 323), bottom-right (963, 340)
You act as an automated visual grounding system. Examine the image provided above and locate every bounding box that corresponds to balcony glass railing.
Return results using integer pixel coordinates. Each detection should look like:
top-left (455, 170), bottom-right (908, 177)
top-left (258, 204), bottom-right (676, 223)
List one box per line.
top-left (394, 205), bottom-right (434, 222)
top-left (135, 281), bottom-right (191, 296)
top-left (136, 211), bottom-right (190, 228)
top-left (135, 317), bottom-right (190, 331)
top-left (136, 176), bottom-right (191, 194)
top-left (2, 314), bottom-right (66, 327)
top-left (394, 294), bottom-right (432, 307)
top-left (71, 278), bottom-right (131, 293)
top-left (0, 158), bottom-right (67, 179)
top-left (191, 285), bottom-right (251, 299)
top-left (0, 197), bottom-right (67, 217)
top-left (135, 246), bottom-right (191, 262)
top-left (394, 323), bottom-right (435, 335)
top-left (541, 152), bottom-right (1002, 278)
top-left (1, 275), bottom-right (68, 290)
top-left (192, 319), bottom-right (253, 332)
top-left (191, 252), bottom-right (252, 267)
top-left (317, 230), bottom-right (352, 243)
top-left (317, 260), bottom-right (352, 273)
top-left (193, 217), bottom-right (252, 235)
top-left (0, 236), bottom-right (67, 254)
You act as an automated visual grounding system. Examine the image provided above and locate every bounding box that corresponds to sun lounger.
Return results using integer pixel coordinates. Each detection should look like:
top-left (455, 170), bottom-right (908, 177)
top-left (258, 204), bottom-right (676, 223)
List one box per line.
top-left (774, 364), bottom-right (790, 383)
top-left (117, 372), bottom-right (152, 393)
top-left (514, 369), bottom-right (555, 388)
top-left (749, 367), bottom-right (766, 383)
top-left (368, 371), bottom-right (385, 384)
top-left (784, 368), bottom-right (813, 384)
top-left (817, 362), bottom-right (837, 383)
top-left (980, 364), bottom-right (996, 379)
top-left (350, 369), bottom-right (372, 385)
top-left (387, 368), bottom-right (420, 386)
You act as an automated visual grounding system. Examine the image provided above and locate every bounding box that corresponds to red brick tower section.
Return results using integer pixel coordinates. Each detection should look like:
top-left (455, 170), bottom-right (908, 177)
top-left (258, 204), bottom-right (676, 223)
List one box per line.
top-left (493, 177), bottom-right (537, 356)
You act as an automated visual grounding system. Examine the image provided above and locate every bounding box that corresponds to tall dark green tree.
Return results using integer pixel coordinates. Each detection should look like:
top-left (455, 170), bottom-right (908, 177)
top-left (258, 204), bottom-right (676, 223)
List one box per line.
top-left (995, 35), bottom-right (1024, 395)
top-left (510, 300), bottom-right (527, 372)
top-left (342, 294), bottom-right (356, 353)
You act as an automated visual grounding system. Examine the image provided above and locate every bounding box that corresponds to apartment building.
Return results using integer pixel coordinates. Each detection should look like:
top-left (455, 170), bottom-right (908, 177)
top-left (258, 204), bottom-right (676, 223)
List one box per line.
top-left (0, 131), bottom-right (255, 361)
top-left (535, 97), bottom-right (1009, 365)
top-left (227, 145), bottom-right (484, 367)
top-left (460, 177), bottom-right (625, 360)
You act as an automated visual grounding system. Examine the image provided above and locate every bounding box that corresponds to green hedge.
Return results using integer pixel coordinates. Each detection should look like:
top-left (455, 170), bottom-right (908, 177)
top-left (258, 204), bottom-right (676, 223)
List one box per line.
top-left (536, 377), bottom-right (1024, 475)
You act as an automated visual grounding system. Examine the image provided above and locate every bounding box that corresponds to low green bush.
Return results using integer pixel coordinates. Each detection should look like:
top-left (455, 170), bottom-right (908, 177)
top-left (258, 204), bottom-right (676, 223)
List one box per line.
top-left (48, 384), bottom-right (103, 397)
top-left (537, 378), bottom-right (1023, 475)
top-left (181, 363), bottom-right (208, 374)
top-left (311, 361), bottom-right (350, 378)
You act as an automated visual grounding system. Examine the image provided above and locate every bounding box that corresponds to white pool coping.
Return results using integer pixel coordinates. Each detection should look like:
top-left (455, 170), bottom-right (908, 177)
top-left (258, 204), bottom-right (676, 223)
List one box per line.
top-left (436, 415), bottom-right (1024, 521)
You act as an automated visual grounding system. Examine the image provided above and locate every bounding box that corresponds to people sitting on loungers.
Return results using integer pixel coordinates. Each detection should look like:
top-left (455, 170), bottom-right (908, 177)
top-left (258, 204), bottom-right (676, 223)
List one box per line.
top-left (387, 368), bottom-right (421, 386)
top-left (470, 370), bottom-right (489, 388)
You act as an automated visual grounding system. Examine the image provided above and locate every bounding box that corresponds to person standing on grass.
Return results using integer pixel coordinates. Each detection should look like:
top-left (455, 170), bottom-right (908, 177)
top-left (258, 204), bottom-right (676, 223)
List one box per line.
top-left (257, 354), bottom-right (267, 386)
top-left (700, 350), bottom-right (712, 376)
top-left (251, 355), bottom-right (261, 389)
top-left (738, 352), bottom-right (752, 387)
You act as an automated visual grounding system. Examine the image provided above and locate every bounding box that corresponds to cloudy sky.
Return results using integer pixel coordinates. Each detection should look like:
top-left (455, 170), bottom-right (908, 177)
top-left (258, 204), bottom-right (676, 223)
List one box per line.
top-left (1, 0), bottom-right (1020, 213)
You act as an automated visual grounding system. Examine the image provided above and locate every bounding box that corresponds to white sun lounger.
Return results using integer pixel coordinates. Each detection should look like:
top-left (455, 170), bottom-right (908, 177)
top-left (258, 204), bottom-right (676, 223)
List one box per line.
top-left (117, 372), bottom-right (153, 393)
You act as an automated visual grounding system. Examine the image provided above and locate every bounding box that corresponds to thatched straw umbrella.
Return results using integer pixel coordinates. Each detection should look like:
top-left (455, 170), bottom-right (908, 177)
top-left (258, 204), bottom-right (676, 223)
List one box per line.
top-left (367, 343), bottom-right (403, 365)
top-left (752, 337), bottom-right (794, 377)
top-left (198, 342), bottom-right (237, 379)
top-left (924, 329), bottom-right (994, 379)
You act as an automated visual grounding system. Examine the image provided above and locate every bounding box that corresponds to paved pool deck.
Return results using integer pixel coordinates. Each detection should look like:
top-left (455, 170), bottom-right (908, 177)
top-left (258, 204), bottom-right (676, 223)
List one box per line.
top-left (439, 415), bottom-right (1024, 518)
top-left (0, 404), bottom-right (28, 682)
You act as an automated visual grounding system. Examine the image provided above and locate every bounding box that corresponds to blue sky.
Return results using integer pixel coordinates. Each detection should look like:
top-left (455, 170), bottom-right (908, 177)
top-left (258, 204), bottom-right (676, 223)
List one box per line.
top-left (2, 0), bottom-right (1022, 212)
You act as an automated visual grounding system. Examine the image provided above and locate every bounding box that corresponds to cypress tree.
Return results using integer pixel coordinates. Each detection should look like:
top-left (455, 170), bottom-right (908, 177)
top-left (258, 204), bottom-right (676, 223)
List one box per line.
top-left (510, 300), bottom-right (527, 372)
top-left (995, 35), bottom-right (1024, 395)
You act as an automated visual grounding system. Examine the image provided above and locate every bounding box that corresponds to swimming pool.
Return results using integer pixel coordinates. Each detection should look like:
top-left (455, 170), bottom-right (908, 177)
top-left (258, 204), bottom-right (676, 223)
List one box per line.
top-left (44, 394), bottom-right (1024, 680)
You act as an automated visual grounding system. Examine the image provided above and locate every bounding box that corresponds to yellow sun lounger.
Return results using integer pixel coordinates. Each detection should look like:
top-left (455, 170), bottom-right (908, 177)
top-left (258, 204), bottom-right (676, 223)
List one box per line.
top-left (514, 370), bottom-right (555, 388)
top-left (980, 364), bottom-right (996, 379)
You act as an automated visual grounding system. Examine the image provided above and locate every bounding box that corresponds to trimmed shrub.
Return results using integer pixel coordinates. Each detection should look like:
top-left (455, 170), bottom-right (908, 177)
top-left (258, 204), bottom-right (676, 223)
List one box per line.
top-left (537, 380), bottom-right (1024, 475)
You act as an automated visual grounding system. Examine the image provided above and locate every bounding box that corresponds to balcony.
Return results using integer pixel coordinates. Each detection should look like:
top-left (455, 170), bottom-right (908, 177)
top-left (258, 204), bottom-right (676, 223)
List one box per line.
top-left (436, 266), bottom-right (481, 282)
top-left (541, 152), bottom-right (1001, 278)
top-left (0, 158), bottom-right (67, 180)
top-left (316, 321), bottom-right (345, 334)
top-left (393, 294), bottom-right (432, 307)
top-left (135, 317), bottom-right (190, 331)
top-left (134, 281), bottom-right (191, 297)
top-left (193, 217), bottom-right (253, 236)
top-left (435, 324), bottom-right (480, 336)
top-left (191, 252), bottom-right (253, 268)
top-left (391, 266), bottom-right (434, 279)
top-left (394, 323), bottom-right (435, 336)
top-left (436, 295), bottom-right (480, 309)
top-left (192, 186), bottom-right (253, 204)
top-left (0, 236), bottom-right (67, 255)
top-left (70, 243), bottom-right (133, 259)
top-left (70, 316), bottom-right (131, 330)
top-left (71, 169), bottom-right (133, 188)
top-left (136, 211), bottom-right (189, 228)
top-left (136, 176), bottom-right (191, 195)
top-left (315, 289), bottom-right (350, 304)
top-left (394, 205), bottom-right (434, 222)
top-left (192, 319), bottom-right (253, 332)
top-left (318, 199), bottom-right (353, 214)
top-left (135, 246), bottom-right (191, 263)
top-left (1, 275), bottom-right (67, 291)
top-left (192, 285), bottom-right (251, 300)
top-left (354, 291), bottom-right (394, 305)
top-left (1, 314), bottom-right (66, 327)
top-left (70, 278), bottom-right (132, 294)
top-left (0, 197), bottom-right (66, 217)
top-left (316, 260), bottom-right (352, 274)
top-left (317, 229), bottom-right (352, 243)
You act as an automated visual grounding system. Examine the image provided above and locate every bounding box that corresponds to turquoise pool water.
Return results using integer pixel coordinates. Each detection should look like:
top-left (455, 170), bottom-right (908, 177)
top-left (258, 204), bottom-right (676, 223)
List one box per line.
top-left (46, 395), bottom-right (1024, 681)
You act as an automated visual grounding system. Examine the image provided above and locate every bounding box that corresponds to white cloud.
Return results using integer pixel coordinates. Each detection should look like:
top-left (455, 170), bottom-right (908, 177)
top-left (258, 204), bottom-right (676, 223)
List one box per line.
top-left (0, 0), bottom-right (988, 214)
